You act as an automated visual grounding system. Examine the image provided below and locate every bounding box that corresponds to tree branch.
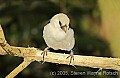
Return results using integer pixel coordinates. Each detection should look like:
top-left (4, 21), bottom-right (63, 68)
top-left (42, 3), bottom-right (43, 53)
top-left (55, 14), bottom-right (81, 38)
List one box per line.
top-left (0, 25), bottom-right (120, 78)
top-left (5, 59), bottom-right (31, 78)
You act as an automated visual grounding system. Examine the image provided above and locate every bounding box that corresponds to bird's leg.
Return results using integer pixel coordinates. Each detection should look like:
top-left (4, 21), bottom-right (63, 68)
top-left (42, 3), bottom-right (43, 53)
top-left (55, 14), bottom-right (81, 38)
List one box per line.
top-left (66, 50), bottom-right (74, 65)
top-left (41, 47), bottom-right (49, 61)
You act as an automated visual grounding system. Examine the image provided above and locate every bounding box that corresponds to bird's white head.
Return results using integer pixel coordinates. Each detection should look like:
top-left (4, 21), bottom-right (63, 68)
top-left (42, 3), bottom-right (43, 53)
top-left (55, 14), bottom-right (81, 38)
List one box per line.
top-left (50, 13), bottom-right (70, 33)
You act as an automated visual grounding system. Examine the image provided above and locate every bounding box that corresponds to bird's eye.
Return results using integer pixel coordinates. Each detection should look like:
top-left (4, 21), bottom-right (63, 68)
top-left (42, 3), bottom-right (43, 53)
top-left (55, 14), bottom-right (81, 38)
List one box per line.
top-left (59, 21), bottom-right (62, 26)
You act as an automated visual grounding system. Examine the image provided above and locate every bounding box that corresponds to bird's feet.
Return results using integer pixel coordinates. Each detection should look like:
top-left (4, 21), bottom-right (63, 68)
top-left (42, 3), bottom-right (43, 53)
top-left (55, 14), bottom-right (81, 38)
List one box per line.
top-left (66, 50), bottom-right (74, 65)
top-left (41, 47), bottom-right (49, 61)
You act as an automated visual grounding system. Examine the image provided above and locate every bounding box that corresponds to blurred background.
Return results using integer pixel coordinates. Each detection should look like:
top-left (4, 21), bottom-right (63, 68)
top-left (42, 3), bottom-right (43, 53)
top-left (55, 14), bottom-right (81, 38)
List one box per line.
top-left (0, 0), bottom-right (119, 78)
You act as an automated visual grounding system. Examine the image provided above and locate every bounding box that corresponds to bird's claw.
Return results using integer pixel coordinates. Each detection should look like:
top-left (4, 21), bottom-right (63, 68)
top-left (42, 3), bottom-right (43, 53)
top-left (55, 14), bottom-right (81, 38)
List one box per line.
top-left (66, 54), bottom-right (77, 69)
top-left (66, 53), bottom-right (74, 65)
top-left (41, 50), bottom-right (47, 61)
top-left (41, 47), bottom-right (49, 62)
top-left (66, 50), bottom-right (76, 68)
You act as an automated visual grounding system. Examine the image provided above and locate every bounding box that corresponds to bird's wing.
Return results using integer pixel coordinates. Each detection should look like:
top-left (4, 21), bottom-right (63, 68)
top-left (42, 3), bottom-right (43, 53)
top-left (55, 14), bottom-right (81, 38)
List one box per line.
top-left (43, 23), bottom-right (65, 49)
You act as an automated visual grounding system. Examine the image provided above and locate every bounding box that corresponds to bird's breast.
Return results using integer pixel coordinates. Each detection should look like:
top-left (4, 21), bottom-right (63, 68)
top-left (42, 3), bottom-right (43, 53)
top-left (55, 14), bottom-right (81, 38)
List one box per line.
top-left (46, 24), bottom-right (66, 41)
top-left (43, 23), bottom-right (75, 51)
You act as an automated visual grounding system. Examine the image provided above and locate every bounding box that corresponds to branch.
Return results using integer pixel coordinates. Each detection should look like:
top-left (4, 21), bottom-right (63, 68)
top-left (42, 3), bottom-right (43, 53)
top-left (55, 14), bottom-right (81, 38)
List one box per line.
top-left (5, 58), bottom-right (31, 78)
top-left (0, 25), bottom-right (120, 78)
top-left (0, 25), bottom-right (7, 55)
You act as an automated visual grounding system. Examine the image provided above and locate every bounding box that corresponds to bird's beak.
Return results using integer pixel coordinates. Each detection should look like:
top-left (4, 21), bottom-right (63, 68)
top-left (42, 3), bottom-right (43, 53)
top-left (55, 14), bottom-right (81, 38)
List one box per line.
top-left (61, 25), bottom-right (67, 33)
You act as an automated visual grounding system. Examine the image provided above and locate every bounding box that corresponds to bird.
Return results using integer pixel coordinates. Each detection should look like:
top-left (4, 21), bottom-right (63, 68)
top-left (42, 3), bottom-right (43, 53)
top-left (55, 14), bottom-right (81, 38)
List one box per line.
top-left (42, 13), bottom-right (75, 64)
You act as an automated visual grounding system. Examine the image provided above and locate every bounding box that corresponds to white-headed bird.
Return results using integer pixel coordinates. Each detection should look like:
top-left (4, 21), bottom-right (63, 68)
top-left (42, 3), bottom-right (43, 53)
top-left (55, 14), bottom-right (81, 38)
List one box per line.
top-left (42, 13), bottom-right (75, 64)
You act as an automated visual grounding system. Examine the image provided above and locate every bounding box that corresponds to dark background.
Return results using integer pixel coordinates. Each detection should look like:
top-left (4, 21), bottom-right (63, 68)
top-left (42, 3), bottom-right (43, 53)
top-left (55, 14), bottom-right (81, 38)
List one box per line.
top-left (0, 0), bottom-right (117, 78)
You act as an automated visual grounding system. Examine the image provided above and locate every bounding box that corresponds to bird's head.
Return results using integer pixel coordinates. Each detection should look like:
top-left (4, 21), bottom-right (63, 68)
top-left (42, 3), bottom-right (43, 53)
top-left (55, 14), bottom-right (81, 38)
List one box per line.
top-left (50, 13), bottom-right (70, 33)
